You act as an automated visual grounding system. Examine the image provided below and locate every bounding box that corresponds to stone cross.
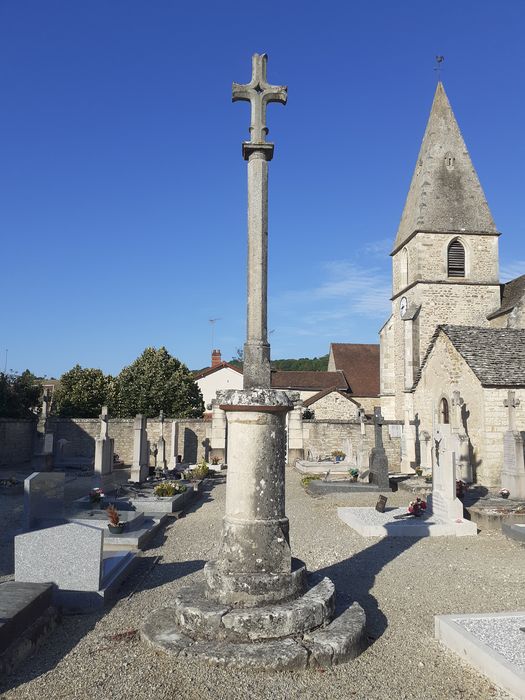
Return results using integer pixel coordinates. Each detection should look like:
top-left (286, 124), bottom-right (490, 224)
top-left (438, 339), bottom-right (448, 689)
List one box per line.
top-left (359, 409), bottom-right (366, 436)
top-left (233, 54), bottom-right (287, 390)
top-left (232, 53), bottom-right (287, 144)
top-left (373, 407), bottom-right (384, 450)
top-left (159, 410), bottom-right (164, 438)
top-left (504, 390), bottom-right (520, 432)
top-left (99, 406), bottom-right (109, 439)
top-left (451, 390), bottom-right (463, 432)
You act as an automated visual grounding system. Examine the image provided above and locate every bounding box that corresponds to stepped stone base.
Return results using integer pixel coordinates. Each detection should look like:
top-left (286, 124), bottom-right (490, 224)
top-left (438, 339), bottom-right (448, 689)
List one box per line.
top-left (141, 574), bottom-right (366, 670)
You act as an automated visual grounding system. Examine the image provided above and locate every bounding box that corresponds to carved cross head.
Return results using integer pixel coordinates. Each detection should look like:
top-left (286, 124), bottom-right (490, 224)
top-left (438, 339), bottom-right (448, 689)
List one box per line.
top-left (100, 405), bottom-right (108, 421)
top-left (451, 390), bottom-right (463, 407)
top-left (232, 53), bottom-right (287, 144)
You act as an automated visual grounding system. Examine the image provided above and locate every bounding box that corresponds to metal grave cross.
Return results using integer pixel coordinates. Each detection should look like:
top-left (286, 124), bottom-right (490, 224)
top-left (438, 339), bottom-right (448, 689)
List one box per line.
top-left (232, 53), bottom-right (287, 144)
top-left (504, 390), bottom-right (520, 432)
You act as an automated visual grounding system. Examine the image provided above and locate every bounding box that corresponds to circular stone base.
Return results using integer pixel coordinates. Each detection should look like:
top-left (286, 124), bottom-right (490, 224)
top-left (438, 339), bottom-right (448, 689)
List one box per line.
top-left (141, 585), bottom-right (366, 670)
top-left (204, 557), bottom-right (307, 607)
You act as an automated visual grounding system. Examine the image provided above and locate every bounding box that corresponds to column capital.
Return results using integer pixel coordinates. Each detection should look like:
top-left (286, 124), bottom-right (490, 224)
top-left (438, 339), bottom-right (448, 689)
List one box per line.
top-left (242, 142), bottom-right (275, 161)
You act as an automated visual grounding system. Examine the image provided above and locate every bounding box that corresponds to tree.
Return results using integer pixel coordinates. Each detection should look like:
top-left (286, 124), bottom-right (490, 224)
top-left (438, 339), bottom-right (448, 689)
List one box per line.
top-left (112, 347), bottom-right (204, 418)
top-left (52, 365), bottom-right (111, 417)
top-left (0, 370), bottom-right (42, 418)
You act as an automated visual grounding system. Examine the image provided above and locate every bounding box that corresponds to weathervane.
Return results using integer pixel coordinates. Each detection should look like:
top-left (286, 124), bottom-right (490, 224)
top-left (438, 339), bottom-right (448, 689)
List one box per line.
top-left (434, 55), bottom-right (445, 81)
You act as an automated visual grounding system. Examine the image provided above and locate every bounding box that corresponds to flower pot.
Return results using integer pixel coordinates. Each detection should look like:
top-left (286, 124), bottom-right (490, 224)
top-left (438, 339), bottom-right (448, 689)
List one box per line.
top-left (108, 523), bottom-right (125, 535)
top-left (501, 491), bottom-right (509, 499)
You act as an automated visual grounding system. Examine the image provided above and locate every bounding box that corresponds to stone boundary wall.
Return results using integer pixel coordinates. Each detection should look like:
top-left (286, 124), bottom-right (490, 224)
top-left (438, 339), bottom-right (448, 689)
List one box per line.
top-left (48, 417), bottom-right (211, 465)
top-left (0, 419), bottom-right (36, 465)
top-left (302, 419), bottom-right (402, 470)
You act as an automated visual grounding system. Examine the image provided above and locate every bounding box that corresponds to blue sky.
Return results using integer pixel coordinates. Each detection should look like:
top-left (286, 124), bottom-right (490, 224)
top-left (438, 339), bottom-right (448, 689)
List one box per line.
top-left (1, 0), bottom-right (524, 377)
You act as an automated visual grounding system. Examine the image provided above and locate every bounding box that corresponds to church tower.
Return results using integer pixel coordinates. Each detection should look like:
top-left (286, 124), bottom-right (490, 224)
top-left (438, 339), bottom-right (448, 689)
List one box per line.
top-left (380, 82), bottom-right (502, 424)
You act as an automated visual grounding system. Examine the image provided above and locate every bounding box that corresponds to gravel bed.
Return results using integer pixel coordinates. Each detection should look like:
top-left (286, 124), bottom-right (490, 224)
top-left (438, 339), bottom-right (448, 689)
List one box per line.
top-left (0, 470), bottom-right (524, 699)
top-left (456, 615), bottom-right (525, 670)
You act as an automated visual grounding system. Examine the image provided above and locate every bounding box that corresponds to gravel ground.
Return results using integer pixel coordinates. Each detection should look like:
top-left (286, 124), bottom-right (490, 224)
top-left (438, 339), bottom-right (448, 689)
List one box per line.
top-left (1, 469), bottom-right (524, 700)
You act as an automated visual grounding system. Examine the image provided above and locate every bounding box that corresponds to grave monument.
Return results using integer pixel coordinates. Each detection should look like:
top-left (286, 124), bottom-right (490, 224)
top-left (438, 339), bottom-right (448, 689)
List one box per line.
top-left (130, 414), bottom-right (149, 483)
top-left (156, 411), bottom-right (168, 474)
top-left (93, 406), bottom-right (114, 491)
top-left (501, 390), bottom-right (525, 499)
top-left (369, 407), bottom-right (390, 489)
top-left (142, 53), bottom-right (366, 669)
top-left (31, 389), bottom-right (54, 471)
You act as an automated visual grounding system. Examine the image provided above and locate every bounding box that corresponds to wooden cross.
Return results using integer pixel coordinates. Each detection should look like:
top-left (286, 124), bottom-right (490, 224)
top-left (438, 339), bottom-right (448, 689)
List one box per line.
top-left (232, 53), bottom-right (287, 144)
top-left (504, 390), bottom-right (520, 432)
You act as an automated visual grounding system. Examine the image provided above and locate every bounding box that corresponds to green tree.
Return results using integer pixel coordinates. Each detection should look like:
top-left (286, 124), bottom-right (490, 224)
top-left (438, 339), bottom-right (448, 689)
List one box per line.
top-left (52, 365), bottom-right (111, 417)
top-left (112, 347), bottom-right (204, 418)
top-left (0, 370), bottom-right (42, 418)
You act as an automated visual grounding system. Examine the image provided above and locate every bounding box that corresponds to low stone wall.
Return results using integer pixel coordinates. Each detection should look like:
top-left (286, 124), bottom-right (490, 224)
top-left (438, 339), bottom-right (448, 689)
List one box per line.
top-left (0, 419), bottom-right (36, 466)
top-left (48, 417), bottom-right (211, 465)
top-left (302, 419), bottom-right (402, 470)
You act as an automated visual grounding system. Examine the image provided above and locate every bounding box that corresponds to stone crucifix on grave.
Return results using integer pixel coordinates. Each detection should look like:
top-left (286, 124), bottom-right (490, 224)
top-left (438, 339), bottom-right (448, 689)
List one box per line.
top-left (232, 53), bottom-right (287, 390)
top-left (504, 390), bottom-right (520, 432)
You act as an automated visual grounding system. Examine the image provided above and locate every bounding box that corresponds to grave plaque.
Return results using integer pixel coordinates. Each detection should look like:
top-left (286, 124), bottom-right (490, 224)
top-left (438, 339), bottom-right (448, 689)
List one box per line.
top-left (375, 495), bottom-right (388, 513)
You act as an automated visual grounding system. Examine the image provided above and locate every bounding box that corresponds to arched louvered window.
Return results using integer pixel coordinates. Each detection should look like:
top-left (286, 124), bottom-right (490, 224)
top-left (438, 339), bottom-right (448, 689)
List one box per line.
top-left (448, 240), bottom-right (465, 278)
top-left (440, 398), bottom-right (450, 425)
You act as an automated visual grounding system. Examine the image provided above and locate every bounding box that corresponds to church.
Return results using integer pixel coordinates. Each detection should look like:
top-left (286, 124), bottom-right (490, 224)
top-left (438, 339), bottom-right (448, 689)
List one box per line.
top-left (379, 82), bottom-right (525, 487)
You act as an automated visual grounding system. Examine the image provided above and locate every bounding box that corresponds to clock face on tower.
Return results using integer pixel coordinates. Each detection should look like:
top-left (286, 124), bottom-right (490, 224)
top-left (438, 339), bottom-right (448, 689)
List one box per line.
top-left (400, 297), bottom-right (408, 318)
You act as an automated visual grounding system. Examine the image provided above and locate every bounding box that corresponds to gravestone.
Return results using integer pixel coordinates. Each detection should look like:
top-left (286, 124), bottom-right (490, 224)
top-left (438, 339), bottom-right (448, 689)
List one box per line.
top-left (31, 390), bottom-right (54, 471)
top-left (419, 430), bottom-right (432, 471)
top-left (501, 391), bottom-right (525, 499)
top-left (170, 420), bottom-right (180, 468)
top-left (14, 522), bottom-right (136, 610)
top-left (357, 411), bottom-right (369, 471)
top-left (156, 411), bottom-right (168, 473)
top-left (428, 424), bottom-right (463, 521)
top-left (24, 472), bottom-right (65, 530)
top-left (450, 390), bottom-right (472, 482)
top-left (369, 407), bottom-right (389, 489)
top-left (130, 414), bottom-right (149, 483)
top-left (94, 406), bottom-right (114, 490)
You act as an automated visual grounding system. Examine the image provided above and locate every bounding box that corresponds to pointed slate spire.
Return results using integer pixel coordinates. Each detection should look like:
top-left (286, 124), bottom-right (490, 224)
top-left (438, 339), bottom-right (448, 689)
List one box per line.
top-left (392, 82), bottom-right (498, 253)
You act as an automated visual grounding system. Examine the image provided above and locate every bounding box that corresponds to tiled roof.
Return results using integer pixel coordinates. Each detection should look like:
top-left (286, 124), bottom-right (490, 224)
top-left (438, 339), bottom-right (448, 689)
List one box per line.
top-left (329, 343), bottom-right (380, 396)
top-left (487, 274), bottom-right (525, 320)
top-left (270, 370), bottom-right (348, 391)
top-left (193, 362), bottom-right (243, 380)
top-left (415, 325), bottom-right (525, 388)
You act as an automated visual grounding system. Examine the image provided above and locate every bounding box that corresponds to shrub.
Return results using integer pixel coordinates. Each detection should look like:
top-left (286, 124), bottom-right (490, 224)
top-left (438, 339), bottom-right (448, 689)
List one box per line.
top-left (153, 482), bottom-right (187, 497)
top-left (301, 474), bottom-right (321, 488)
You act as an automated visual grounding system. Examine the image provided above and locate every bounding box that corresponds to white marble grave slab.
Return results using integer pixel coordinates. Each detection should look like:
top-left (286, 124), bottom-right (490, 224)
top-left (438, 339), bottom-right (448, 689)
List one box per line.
top-left (435, 612), bottom-right (525, 700)
top-left (337, 507), bottom-right (477, 537)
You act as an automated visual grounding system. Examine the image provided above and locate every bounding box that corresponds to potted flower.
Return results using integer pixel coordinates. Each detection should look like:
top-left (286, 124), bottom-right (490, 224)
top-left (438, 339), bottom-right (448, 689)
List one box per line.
top-left (89, 488), bottom-right (104, 507)
top-left (424, 474), bottom-right (432, 484)
top-left (415, 467), bottom-right (423, 477)
top-left (211, 455), bottom-right (221, 466)
top-left (348, 468), bottom-right (359, 482)
top-left (499, 488), bottom-right (510, 499)
top-left (331, 450), bottom-right (346, 463)
top-left (107, 504), bottom-right (125, 534)
top-left (153, 482), bottom-right (187, 498)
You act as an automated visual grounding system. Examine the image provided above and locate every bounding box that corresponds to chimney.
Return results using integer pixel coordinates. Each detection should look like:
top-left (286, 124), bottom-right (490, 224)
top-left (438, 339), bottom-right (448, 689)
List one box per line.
top-left (211, 349), bottom-right (222, 368)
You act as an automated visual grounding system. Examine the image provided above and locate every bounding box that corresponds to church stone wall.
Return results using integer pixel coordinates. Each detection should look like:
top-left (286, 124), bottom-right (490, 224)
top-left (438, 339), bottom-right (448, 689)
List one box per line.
top-left (413, 333), bottom-right (491, 485)
top-left (481, 388), bottom-right (525, 487)
top-left (307, 393), bottom-right (360, 421)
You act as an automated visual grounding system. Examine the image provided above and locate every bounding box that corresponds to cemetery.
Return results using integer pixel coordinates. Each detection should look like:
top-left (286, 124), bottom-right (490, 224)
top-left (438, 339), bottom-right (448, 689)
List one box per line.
top-left (1, 8), bottom-right (525, 698)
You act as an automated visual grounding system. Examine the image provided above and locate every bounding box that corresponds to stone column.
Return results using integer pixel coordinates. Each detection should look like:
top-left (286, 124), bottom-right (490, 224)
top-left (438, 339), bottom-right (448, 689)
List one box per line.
top-left (210, 401), bottom-right (227, 463)
top-left (204, 389), bottom-right (305, 606)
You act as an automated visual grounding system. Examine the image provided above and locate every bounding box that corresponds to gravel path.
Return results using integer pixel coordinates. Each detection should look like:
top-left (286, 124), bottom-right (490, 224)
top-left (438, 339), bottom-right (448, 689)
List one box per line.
top-left (1, 470), bottom-right (524, 700)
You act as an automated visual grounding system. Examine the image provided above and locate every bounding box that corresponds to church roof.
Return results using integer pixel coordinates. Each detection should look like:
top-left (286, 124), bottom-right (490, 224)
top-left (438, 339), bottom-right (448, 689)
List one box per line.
top-left (392, 82), bottom-right (498, 254)
top-left (487, 274), bottom-right (525, 320)
top-left (329, 343), bottom-right (380, 396)
top-left (303, 387), bottom-right (360, 407)
top-left (415, 325), bottom-right (525, 388)
top-left (270, 370), bottom-right (348, 392)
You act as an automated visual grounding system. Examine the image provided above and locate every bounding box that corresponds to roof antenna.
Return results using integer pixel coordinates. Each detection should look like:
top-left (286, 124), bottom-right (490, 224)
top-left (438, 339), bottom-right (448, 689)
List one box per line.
top-left (434, 55), bottom-right (445, 82)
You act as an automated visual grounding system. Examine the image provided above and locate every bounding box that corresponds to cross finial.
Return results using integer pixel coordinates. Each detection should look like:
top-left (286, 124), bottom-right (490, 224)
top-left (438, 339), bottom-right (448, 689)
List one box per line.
top-left (232, 53), bottom-right (287, 144)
